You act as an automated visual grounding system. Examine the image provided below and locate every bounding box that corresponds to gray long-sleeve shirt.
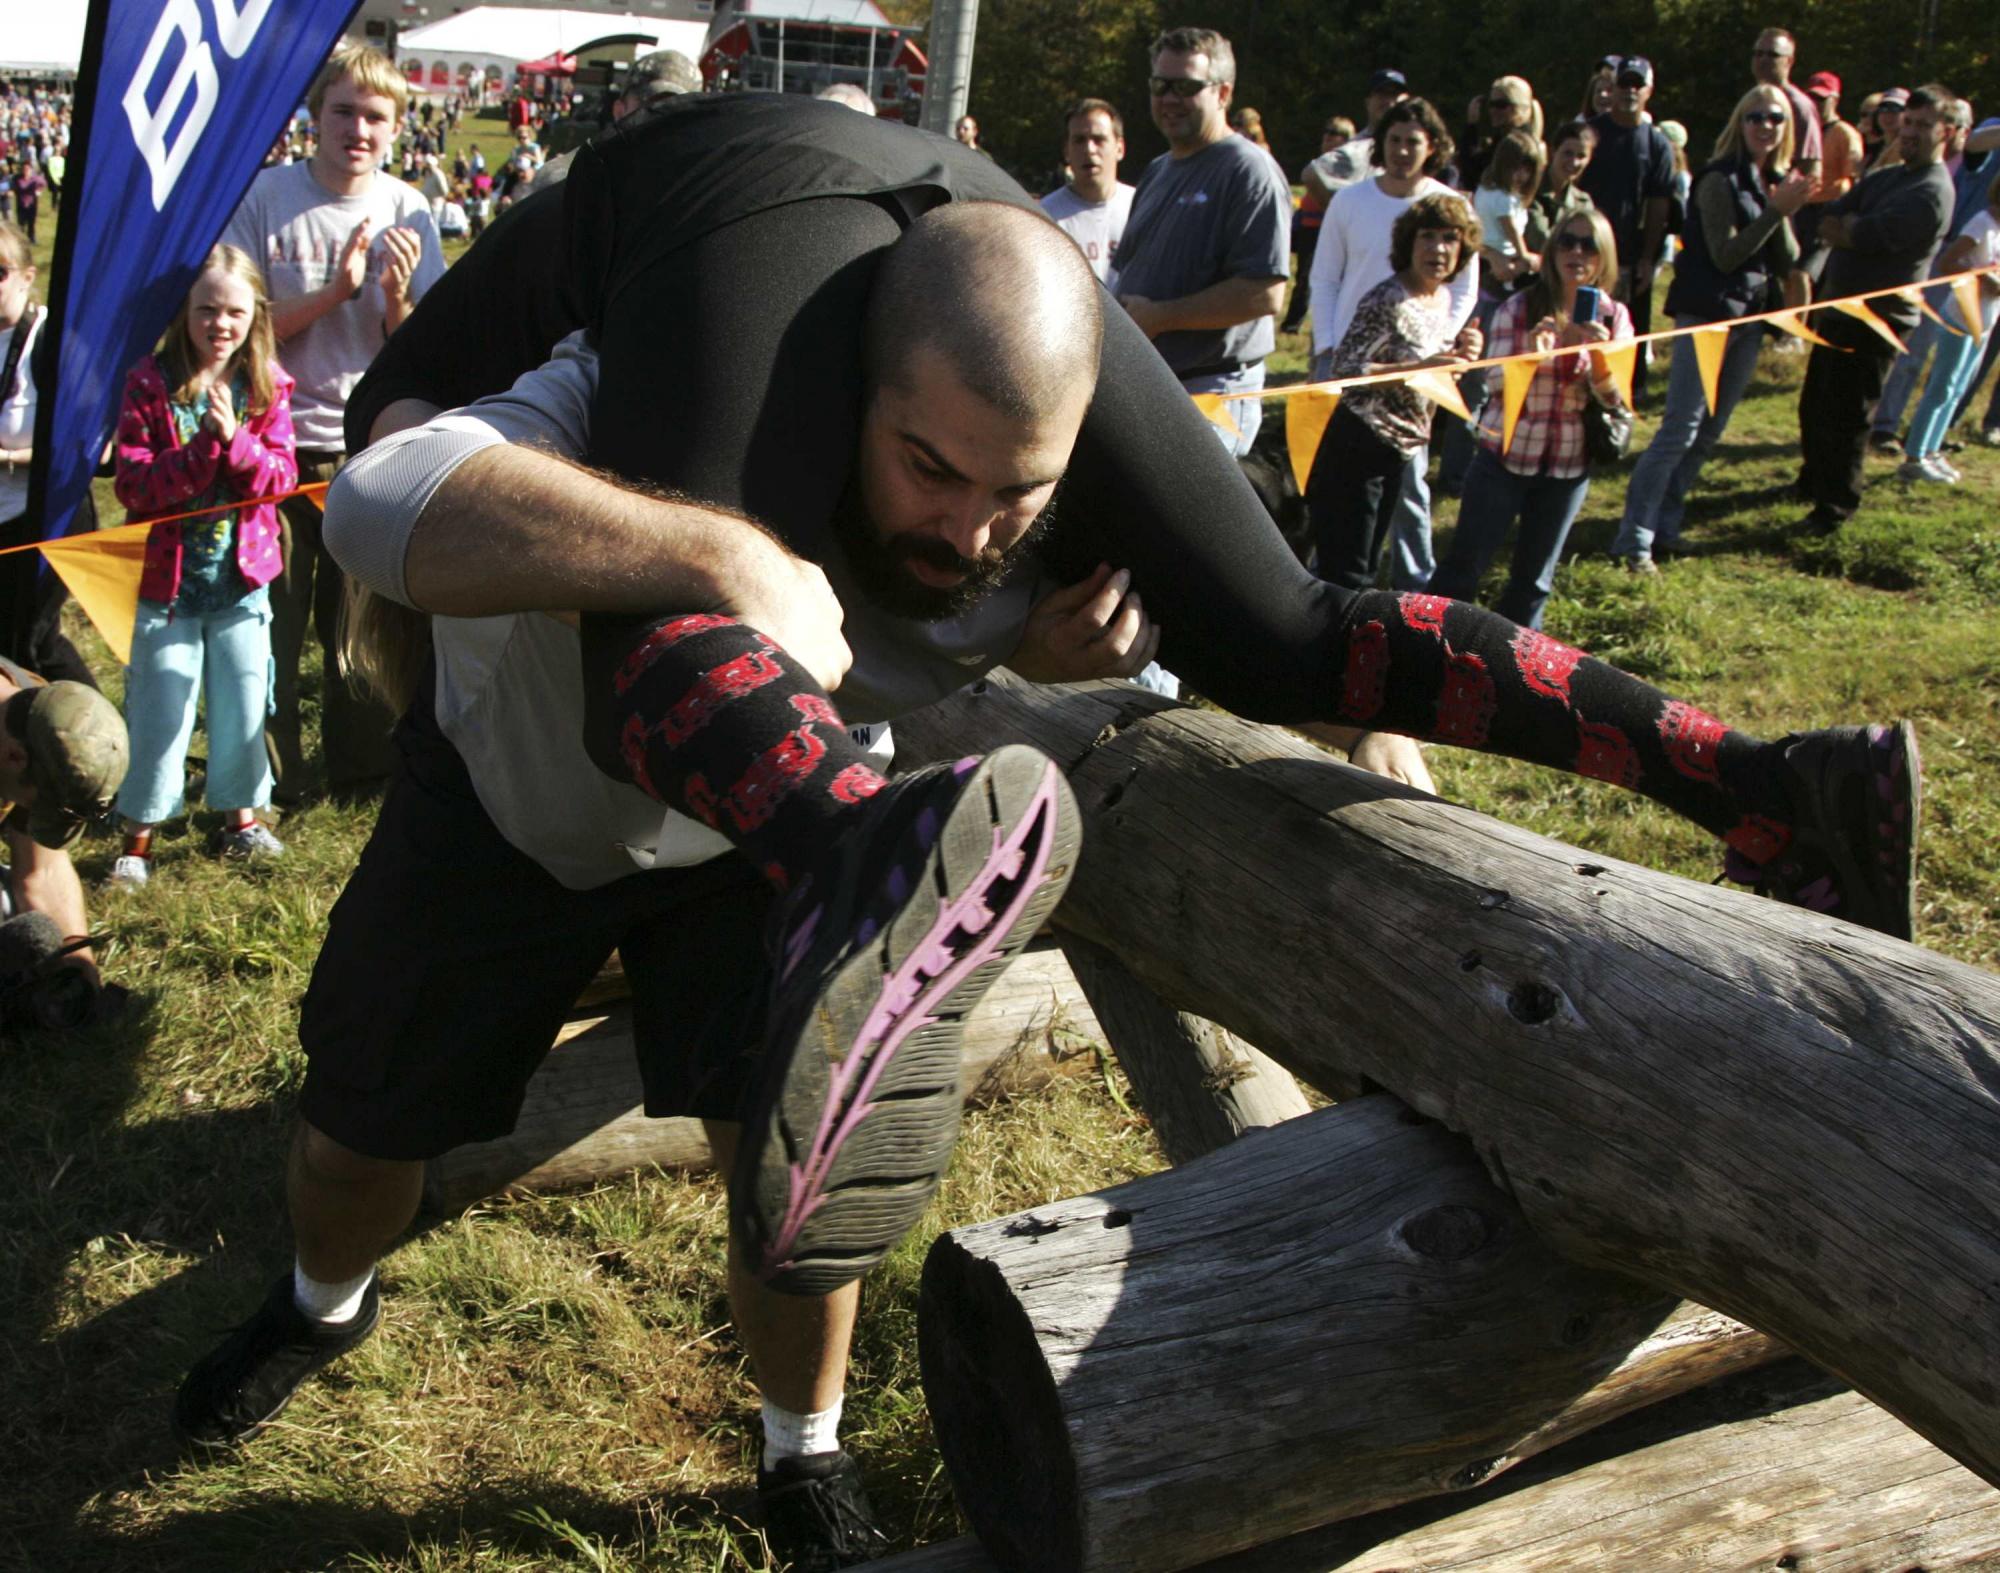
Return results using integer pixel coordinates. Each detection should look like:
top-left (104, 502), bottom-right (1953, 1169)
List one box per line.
top-left (1821, 159), bottom-right (1954, 328)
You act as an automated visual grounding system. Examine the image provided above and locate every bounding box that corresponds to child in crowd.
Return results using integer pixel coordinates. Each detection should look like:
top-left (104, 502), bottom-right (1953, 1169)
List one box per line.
top-left (108, 245), bottom-right (296, 888)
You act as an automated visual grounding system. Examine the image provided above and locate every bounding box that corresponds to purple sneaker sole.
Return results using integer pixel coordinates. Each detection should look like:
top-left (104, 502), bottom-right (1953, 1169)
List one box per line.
top-left (736, 745), bottom-right (1081, 1296)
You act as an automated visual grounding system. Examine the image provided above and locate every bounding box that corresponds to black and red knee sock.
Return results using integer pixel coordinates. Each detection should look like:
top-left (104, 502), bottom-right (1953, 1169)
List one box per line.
top-left (580, 612), bottom-right (890, 890)
top-left (1330, 592), bottom-right (1796, 864)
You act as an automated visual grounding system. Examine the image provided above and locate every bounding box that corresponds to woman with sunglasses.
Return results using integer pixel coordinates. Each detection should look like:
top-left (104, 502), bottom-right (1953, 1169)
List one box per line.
top-left (1612, 85), bottom-right (1814, 572)
top-left (1429, 209), bottom-right (1631, 628)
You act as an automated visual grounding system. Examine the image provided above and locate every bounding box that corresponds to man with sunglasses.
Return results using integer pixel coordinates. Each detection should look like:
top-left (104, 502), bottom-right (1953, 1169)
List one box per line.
top-left (1113, 26), bottom-right (1291, 456)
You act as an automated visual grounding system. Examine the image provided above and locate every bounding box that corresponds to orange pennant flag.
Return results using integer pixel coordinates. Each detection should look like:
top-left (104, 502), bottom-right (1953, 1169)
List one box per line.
top-left (1285, 388), bottom-right (1341, 494)
top-left (1828, 296), bottom-right (1907, 354)
top-left (1405, 366), bottom-right (1470, 421)
top-left (1948, 277), bottom-right (1987, 339)
top-left (1768, 309), bottom-right (1833, 347)
top-left (38, 520), bottom-right (154, 667)
top-left (1691, 326), bottom-right (1731, 417)
top-left (1903, 286), bottom-right (1953, 332)
top-left (1498, 358), bottom-right (1538, 455)
top-left (1190, 392), bottom-right (1241, 440)
top-left (1595, 341), bottom-right (1638, 410)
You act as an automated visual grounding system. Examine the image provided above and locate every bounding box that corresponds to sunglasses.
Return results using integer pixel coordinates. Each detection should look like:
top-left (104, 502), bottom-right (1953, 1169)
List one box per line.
top-left (1752, 48), bottom-right (1792, 60)
top-left (1556, 232), bottom-right (1600, 253)
top-left (1150, 76), bottom-right (1218, 99)
top-left (1744, 110), bottom-right (1788, 127)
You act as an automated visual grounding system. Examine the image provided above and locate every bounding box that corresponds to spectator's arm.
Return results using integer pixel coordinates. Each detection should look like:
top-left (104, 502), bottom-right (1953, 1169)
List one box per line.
top-left (1307, 194), bottom-right (1352, 357)
top-left (1121, 275), bottom-right (1287, 337)
top-left (3, 826), bottom-right (96, 984)
top-left (1445, 253), bottom-right (1481, 334)
top-left (113, 377), bottom-right (219, 513)
top-left (220, 388), bottom-right (299, 498)
top-left (1699, 171), bottom-right (1793, 273)
top-left (1844, 180), bottom-right (1950, 255)
top-left (1966, 123), bottom-right (2000, 155)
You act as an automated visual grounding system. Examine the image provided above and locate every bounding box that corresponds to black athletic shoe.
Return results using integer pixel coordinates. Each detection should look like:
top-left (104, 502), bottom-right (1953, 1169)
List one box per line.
top-left (1724, 722), bottom-right (1921, 941)
top-left (172, 1273), bottom-right (381, 1449)
top-left (736, 745), bottom-right (1080, 1297)
top-left (758, 1450), bottom-right (892, 1570)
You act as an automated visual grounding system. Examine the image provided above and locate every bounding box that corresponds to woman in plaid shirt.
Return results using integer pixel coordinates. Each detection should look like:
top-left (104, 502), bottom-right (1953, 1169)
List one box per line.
top-left (1430, 207), bottom-right (1632, 628)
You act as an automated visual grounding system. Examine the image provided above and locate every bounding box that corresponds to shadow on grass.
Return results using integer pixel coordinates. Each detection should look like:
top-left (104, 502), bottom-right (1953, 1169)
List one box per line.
top-left (32, 1476), bottom-right (762, 1573)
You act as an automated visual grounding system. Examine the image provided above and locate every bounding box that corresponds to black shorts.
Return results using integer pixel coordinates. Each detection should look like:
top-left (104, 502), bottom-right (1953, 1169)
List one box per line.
top-left (298, 671), bottom-right (774, 1160)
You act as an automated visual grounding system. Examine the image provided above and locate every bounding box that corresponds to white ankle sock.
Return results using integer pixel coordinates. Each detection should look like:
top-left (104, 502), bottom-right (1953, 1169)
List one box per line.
top-left (293, 1262), bottom-right (374, 1324)
top-left (761, 1395), bottom-right (844, 1470)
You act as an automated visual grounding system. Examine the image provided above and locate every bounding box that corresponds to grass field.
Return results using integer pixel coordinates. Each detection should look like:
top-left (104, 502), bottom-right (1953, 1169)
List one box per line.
top-left (4, 144), bottom-right (1999, 1571)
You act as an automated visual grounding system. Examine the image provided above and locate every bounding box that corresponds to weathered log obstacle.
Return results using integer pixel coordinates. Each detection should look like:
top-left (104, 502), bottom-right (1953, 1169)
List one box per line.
top-left (421, 941), bottom-right (1106, 1213)
top-left (870, 1361), bottom-right (2000, 1571)
top-left (892, 676), bottom-right (2000, 1504)
top-left (918, 1092), bottom-right (1783, 1572)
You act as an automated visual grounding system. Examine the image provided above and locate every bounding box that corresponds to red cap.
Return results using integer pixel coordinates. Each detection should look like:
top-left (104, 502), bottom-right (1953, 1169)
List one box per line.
top-left (1803, 70), bottom-right (1841, 99)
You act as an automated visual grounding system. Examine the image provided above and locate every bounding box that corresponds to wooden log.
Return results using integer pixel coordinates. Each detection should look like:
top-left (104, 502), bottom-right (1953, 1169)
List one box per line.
top-left (868, 1362), bottom-right (2000, 1572)
top-left (917, 1091), bottom-right (1780, 1573)
top-left (421, 942), bottom-right (1103, 1214)
top-left (1057, 933), bottom-right (1314, 1162)
top-left (892, 675), bottom-right (2000, 1485)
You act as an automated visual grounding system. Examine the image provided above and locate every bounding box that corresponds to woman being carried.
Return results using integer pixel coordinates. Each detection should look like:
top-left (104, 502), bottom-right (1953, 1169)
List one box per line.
top-left (1430, 207), bottom-right (1632, 627)
top-left (109, 244), bottom-right (296, 888)
top-left (1612, 85), bottom-right (1813, 571)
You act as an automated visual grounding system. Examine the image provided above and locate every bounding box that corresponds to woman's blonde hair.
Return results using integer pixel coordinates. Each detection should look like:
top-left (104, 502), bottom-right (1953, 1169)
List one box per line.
top-left (342, 580), bottom-right (432, 715)
top-left (1711, 85), bottom-right (1797, 174)
top-left (0, 218), bottom-right (32, 274)
top-left (157, 243), bottom-right (280, 415)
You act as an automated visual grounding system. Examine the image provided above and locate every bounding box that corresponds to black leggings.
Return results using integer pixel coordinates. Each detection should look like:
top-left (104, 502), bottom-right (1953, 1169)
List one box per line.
top-left (581, 195), bottom-right (1789, 852)
top-left (1305, 404), bottom-right (1415, 593)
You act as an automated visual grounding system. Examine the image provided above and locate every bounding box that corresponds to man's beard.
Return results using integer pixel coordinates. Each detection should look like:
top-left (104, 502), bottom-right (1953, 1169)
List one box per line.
top-left (831, 480), bottom-right (1060, 622)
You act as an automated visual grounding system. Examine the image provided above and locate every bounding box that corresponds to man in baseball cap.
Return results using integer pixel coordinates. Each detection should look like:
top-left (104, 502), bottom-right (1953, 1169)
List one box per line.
top-left (0, 657), bottom-right (127, 990)
top-left (616, 50), bottom-right (703, 118)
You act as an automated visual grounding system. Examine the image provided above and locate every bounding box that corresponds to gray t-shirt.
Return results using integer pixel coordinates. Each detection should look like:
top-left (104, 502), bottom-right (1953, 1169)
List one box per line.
top-left (223, 162), bottom-right (446, 450)
top-left (1111, 134), bottom-right (1291, 379)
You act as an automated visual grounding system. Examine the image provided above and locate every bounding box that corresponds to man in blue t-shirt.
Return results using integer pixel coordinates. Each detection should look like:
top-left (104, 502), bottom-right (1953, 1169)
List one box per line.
top-left (1112, 25), bottom-right (1291, 457)
top-left (1577, 55), bottom-right (1676, 393)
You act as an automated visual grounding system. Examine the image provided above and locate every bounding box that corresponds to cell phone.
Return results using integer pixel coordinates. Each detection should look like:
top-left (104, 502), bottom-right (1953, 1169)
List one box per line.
top-left (1572, 285), bottom-right (1603, 325)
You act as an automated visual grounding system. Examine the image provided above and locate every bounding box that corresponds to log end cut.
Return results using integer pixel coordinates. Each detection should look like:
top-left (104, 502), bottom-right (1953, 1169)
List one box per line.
top-left (919, 1231), bottom-right (1083, 1572)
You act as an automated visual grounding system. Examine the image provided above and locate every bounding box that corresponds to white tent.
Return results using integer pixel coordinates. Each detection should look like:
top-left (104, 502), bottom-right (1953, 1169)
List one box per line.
top-left (1, 0), bottom-right (89, 73)
top-left (394, 7), bottom-right (708, 96)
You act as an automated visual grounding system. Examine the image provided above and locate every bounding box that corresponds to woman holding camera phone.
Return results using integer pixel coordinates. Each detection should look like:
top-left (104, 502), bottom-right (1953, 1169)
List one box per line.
top-left (1611, 85), bottom-right (1813, 571)
top-left (1429, 207), bottom-right (1632, 628)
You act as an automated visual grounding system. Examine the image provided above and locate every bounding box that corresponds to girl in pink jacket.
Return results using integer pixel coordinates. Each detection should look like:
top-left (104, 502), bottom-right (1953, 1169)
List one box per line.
top-left (108, 244), bottom-right (296, 888)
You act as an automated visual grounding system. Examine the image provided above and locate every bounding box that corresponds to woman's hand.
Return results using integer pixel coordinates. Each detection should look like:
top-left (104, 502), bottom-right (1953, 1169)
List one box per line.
top-left (1768, 167), bottom-right (1817, 217)
top-left (1558, 318), bottom-right (1611, 349)
top-left (1009, 564), bottom-right (1162, 684)
top-left (1453, 322), bottom-right (1485, 360)
top-left (1530, 315), bottom-right (1560, 355)
top-left (203, 396), bottom-right (238, 445)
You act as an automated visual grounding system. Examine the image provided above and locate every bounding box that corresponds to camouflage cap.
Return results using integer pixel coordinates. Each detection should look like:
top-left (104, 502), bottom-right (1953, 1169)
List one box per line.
top-left (19, 681), bottom-right (128, 849)
top-left (622, 50), bottom-right (702, 104)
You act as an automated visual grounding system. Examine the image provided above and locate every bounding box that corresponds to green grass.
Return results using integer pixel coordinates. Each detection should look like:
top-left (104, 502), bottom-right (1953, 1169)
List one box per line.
top-left (5, 187), bottom-right (2000, 1571)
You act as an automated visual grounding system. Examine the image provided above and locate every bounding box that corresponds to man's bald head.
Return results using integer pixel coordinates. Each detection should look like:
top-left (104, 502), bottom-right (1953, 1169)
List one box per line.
top-left (863, 202), bottom-right (1103, 422)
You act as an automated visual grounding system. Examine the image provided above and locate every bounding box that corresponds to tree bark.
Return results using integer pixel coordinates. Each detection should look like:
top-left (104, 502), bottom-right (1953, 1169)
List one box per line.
top-left (892, 676), bottom-right (2000, 1486)
top-left (918, 1092), bottom-right (1780, 1573)
top-left (421, 941), bottom-right (1101, 1214)
top-left (1056, 933), bottom-right (1314, 1163)
top-left (869, 1362), bottom-right (2000, 1572)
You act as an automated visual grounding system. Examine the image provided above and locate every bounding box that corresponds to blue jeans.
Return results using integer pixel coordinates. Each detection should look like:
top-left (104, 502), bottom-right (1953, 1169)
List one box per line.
top-left (1906, 325), bottom-right (1992, 458)
top-left (117, 589), bottom-right (275, 825)
top-left (1430, 447), bottom-right (1590, 629)
top-left (1389, 450), bottom-right (1435, 589)
top-left (1184, 362), bottom-right (1265, 458)
top-left (1613, 315), bottom-right (1765, 562)
top-left (1872, 314), bottom-right (1941, 438)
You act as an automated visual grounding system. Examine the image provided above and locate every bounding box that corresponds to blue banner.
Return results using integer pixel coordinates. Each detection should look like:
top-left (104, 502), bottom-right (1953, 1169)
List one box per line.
top-left (19, 0), bottom-right (360, 563)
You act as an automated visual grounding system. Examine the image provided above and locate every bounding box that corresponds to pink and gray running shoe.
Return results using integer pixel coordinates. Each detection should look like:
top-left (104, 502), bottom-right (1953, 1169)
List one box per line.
top-left (736, 744), bottom-right (1081, 1296)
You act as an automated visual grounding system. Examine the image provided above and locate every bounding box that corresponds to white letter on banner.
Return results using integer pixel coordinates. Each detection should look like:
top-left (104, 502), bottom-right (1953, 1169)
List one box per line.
top-left (121, 0), bottom-right (219, 210)
top-left (208, 0), bottom-right (274, 60)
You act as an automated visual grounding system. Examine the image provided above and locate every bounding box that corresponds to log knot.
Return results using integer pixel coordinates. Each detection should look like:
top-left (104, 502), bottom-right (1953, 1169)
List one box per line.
top-left (1506, 980), bottom-right (1565, 1026)
top-left (1397, 1204), bottom-right (1500, 1262)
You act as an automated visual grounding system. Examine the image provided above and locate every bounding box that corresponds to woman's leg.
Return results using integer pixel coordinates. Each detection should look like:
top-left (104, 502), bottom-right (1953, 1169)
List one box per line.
top-left (203, 590), bottom-right (278, 815)
top-left (1428, 447), bottom-right (1522, 605)
top-left (1307, 408), bottom-right (1401, 592)
top-left (1613, 318), bottom-right (1718, 561)
top-left (1656, 321), bottom-right (1767, 544)
top-left (114, 601), bottom-right (202, 829)
top-left (1496, 473), bottom-right (1590, 629)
